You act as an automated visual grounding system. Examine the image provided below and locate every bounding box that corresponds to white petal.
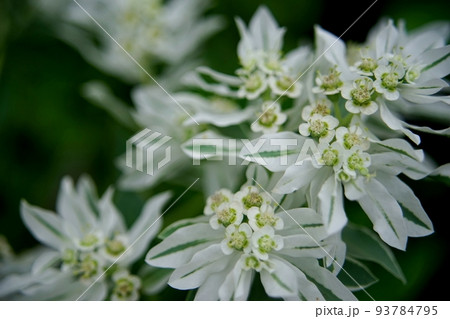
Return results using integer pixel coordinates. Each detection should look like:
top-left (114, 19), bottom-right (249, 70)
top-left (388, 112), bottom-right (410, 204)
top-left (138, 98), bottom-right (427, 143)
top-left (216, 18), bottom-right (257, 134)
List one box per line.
top-left (376, 172), bottom-right (433, 237)
top-left (169, 244), bottom-right (229, 290)
top-left (295, 258), bottom-right (357, 300)
top-left (20, 201), bottom-right (70, 251)
top-left (318, 175), bottom-right (347, 234)
top-left (357, 179), bottom-right (407, 250)
top-left (146, 223), bottom-right (222, 268)
top-left (273, 160), bottom-right (319, 194)
top-left (125, 192), bottom-right (172, 264)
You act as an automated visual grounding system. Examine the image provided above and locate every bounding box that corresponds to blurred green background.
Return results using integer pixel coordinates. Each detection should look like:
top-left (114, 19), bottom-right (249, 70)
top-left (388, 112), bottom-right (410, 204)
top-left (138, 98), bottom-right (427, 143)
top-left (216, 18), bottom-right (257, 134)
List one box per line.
top-left (0, 0), bottom-right (449, 300)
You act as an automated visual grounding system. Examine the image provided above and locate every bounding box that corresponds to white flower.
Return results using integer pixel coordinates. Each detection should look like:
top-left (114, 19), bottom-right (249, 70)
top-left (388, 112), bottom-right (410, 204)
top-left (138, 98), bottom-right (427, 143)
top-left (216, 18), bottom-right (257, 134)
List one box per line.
top-left (209, 202), bottom-right (245, 230)
top-left (190, 6), bottom-right (312, 101)
top-left (317, 141), bottom-right (345, 171)
top-left (111, 270), bottom-right (141, 301)
top-left (351, 55), bottom-right (379, 76)
top-left (373, 64), bottom-right (405, 101)
top-left (251, 101), bottom-right (287, 134)
top-left (335, 126), bottom-right (370, 151)
top-left (301, 99), bottom-right (332, 121)
top-left (38, 0), bottom-right (223, 84)
top-left (299, 114), bottom-right (339, 144)
top-left (251, 226), bottom-right (283, 260)
top-left (237, 70), bottom-right (268, 100)
top-left (234, 185), bottom-right (272, 212)
top-left (312, 68), bottom-right (344, 95)
top-left (204, 189), bottom-right (235, 216)
top-left (0, 176), bottom-right (171, 300)
top-left (341, 77), bottom-right (378, 115)
top-left (268, 74), bottom-right (302, 98)
top-left (247, 204), bottom-right (284, 230)
top-left (221, 223), bottom-right (253, 255)
top-left (342, 147), bottom-right (371, 179)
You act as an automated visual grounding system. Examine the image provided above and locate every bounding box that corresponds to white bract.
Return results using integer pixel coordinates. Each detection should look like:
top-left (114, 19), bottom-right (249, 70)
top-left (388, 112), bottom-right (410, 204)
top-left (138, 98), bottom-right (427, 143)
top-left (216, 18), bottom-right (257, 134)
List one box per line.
top-left (38, 0), bottom-right (223, 84)
top-left (0, 176), bottom-right (170, 300)
top-left (190, 6), bottom-right (311, 103)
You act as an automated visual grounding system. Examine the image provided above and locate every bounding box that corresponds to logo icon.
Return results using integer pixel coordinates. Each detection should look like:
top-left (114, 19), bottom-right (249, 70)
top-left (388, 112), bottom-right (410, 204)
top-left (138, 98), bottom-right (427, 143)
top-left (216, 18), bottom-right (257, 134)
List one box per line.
top-left (126, 128), bottom-right (172, 175)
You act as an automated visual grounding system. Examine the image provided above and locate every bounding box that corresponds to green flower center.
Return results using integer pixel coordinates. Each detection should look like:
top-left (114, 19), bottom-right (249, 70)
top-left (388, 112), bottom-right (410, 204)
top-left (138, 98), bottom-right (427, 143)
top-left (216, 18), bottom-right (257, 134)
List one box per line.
top-left (217, 208), bottom-right (237, 227)
top-left (381, 72), bottom-right (400, 91)
top-left (62, 249), bottom-right (77, 265)
top-left (320, 70), bottom-right (343, 91)
top-left (343, 132), bottom-right (362, 149)
top-left (114, 278), bottom-right (135, 299)
top-left (347, 153), bottom-right (369, 175)
top-left (258, 110), bottom-right (278, 127)
top-left (245, 256), bottom-right (261, 270)
top-left (257, 235), bottom-right (276, 254)
top-left (265, 57), bottom-right (281, 72)
top-left (312, 103), bottom-right (331, 117)
top-left (358, 58), bottom-right (377, 73)
top-left (80, 234), bottom-right (99, 248)
top-left (245, 74), bottom-right (263, 92)
top-left (106, 239), bottom-right (126, 256)
top-left (242, 192), bottom-right (264, 209)
top-left (276, 76), bottom-right (295, 91)
top-left (227, 231), bottom-right (249, 251)
top-left (309, 120), bottom-right (329, 138)
top-left (256, 212), bottom-right (277, 228)
top-left (322, 149), bottom-right (339, 166)
top-left (74, 255), bottom-right (98, 280)
top-left (210, 193), bottom-right (229, 211)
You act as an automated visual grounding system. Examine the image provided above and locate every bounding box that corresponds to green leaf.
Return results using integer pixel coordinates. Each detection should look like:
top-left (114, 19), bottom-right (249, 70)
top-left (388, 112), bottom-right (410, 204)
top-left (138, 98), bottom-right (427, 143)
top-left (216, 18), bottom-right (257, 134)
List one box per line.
top-left (343, 224), bottom-right (406, 283)
top-left (337, 257), bottom-right (378, 291)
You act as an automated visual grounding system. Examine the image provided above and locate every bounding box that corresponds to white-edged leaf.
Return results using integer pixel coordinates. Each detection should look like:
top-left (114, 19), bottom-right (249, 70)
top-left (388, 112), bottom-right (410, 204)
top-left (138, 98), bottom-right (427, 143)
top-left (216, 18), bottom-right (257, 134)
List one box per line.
top-left (337, 257), bottom-right (378, 291)
top-left (419, 45), bottom-right (450, 82)
top-left (125, 192), bottom-right (172, 264)
top-left (182, 130), bottom-right (242, 160)
top-left (140, 266), bottom-right (172, 296)
top-left (169, 244), bottom-right (229, 290)
top-left (379, 102), bottom-right (421, 145)
top-left (218, 259), bottom-right (253, 301)
top-left (146, 223), bottom-right (222, 268)
top-left (21, 200), bottom-right (70, 250)
top-left (404, 123), bottom-right (450, 137)
top-left (376, 172), bottom-right (433, 237)
top-left (278, 208), bottom-right (327, 240)
top-left (196, 66), bottom-right (242, 86)
top-left (158, 215), bottom-right (209, 240)
top-left (273, 160), bottom-right (320, 194)
top-left (374, 138), bottom-right (424, 162)
top-left (261, 257), bottom-right (322, 301)
top-left (56, 177), bottom-right (97, 237)
top-left (357, 179), bottom-right (407, 250)
top-left (239, 132), bottom-right (306, 172)
top-left (342, 224), bottom-right (405, 282)
top-left (295, 258), bottom-right (357, 301)
top-left (318, 175), bottom-right (347, 235)
top-left (280, 234), bottom-right (328, 259)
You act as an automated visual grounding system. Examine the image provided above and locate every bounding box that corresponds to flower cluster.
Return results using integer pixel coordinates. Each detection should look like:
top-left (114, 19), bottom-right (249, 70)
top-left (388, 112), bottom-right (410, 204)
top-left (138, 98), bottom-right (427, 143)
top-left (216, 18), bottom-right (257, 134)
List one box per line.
top-left (147, 184), bottom-right (354, 300)
top-left (1, 4), bottom-right (449, 301)
top-left (0, 176), bottom-right (170, 300)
